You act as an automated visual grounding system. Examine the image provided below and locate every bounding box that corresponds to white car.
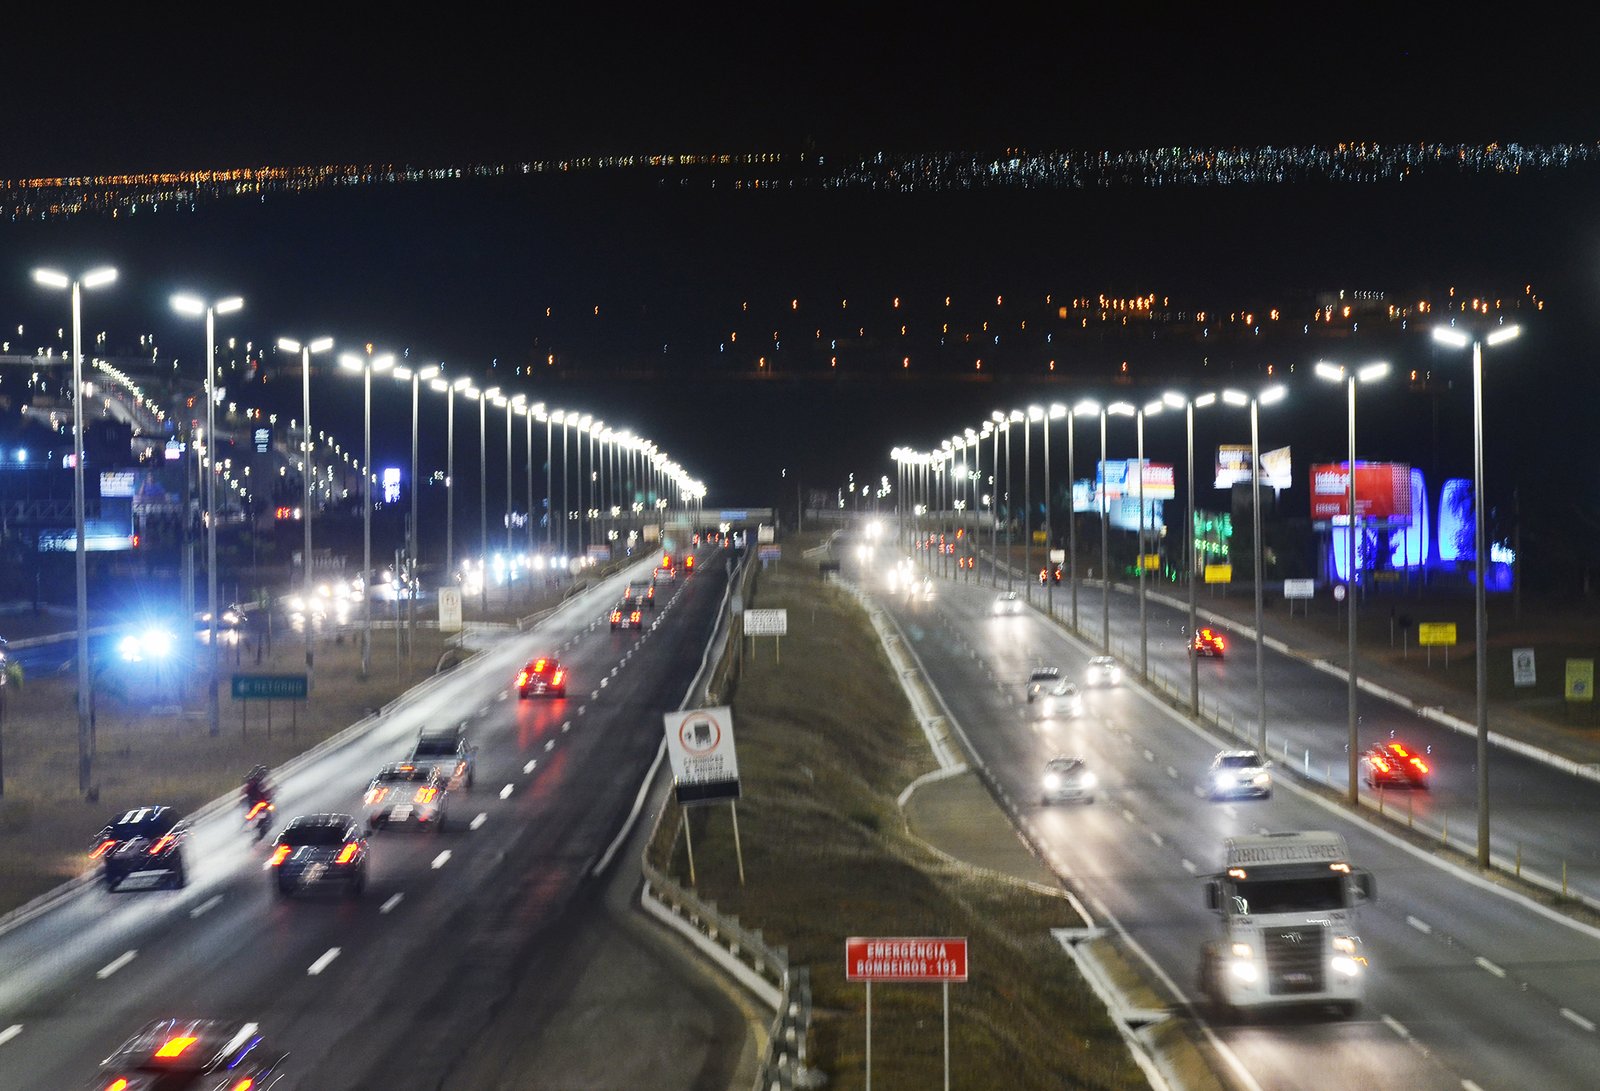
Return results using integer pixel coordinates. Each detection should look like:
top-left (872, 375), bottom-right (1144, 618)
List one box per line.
top-left (1036, 679), bottom-right (1084, 718)
top-left (1041, 756), bottom-right (1097, 804)
top-left (1026, 666), bottom-right (1061, 703)
top-left (1206, 750), bottom-right (1272, 800)
top-left (992, 591), bottom-right (1024, 616)
top-left (1085, 656), bottom-right (1123, 687)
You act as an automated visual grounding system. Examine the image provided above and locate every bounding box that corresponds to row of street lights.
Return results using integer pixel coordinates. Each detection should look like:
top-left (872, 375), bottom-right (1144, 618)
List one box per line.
top-left (892, 321), bottom-right (1519, 868)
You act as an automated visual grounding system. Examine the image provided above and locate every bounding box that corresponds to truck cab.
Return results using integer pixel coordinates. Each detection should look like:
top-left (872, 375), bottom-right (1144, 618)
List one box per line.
top-left (1199, 831), bottom-right (1375, 1018)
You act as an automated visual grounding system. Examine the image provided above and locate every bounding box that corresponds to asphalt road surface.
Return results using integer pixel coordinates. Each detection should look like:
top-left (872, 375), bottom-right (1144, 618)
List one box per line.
top-left (0, 548), bottom-right (756, 1090)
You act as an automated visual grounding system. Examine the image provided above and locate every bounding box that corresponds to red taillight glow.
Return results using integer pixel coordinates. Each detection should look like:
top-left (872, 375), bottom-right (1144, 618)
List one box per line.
top-left (516, 671), bottom-right (529, 686)
top-left (1411, 758), bottom-right (1430, 773)
top-left (149, 834), bottom-right (176, 856)
top-left (231, 1079), bottom-right (255, 1090)
top-left (336, 843), bottom-right (359, 865)
top-left (1371, 755), bottom-right (1392, 773)
top-left (154, 1035), bottom-right (199, 1058)
top-left (553, 670), bottom-right (565, 684)
top-left (91, 839), bottom-right (117, 859)
top-left (105, 1080), bottom-right (130, 1091)
top-left (415, 787), bottom-right (437, 803)
top-left (269, 845), bottom-right (291, 867)
top-left (365, 788), bottom-right (387, 805)
top-left (246, 800), bottom-right (269, 820)
top-left (534, 658), bottom-right (547, 671)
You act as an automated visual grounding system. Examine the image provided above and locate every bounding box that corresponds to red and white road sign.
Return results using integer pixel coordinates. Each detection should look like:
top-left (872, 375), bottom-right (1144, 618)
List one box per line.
top-left (846, 936), bottom-right (968, 982)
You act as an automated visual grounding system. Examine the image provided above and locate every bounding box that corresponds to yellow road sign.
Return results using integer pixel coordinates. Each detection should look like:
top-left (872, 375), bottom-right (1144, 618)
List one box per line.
top-left (1567, 659), bottom-right (1595, 703)
top-left (1417, 622), bottom-right (1457, 647)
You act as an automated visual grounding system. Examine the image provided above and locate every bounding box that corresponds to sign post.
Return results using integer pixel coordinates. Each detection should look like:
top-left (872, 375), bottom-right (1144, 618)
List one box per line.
top-left (230, 673), bottom-right (308, 738)
top-left (1418, 622), bottom-right (1457, 668)
top-left (742, 607), bottom-right (788, 662)
top-left (1512, 648), bottom-right (1536, 688)
top-left (663, 706), bottom-right (744, 885)
top-left (846, 936), bottom-right (968, 1091)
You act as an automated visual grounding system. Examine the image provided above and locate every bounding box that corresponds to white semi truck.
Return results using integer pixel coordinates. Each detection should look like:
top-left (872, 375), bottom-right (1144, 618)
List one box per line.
top-left (1198, 831), bottom-right (1375, 1017)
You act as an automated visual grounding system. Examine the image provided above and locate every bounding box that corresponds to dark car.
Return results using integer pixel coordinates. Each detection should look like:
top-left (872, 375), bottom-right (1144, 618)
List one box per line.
top-left (363, 763), bottom-right (449, 832)
top-left (516, 656), bottom-right (568, 698)
top-left (1364, 741), bottom-right (1431, 789)
top-left (1191, 626), bottom-right (1227, 658)
top-left (407, 726), bottom-right (477, 790)
top-left (610, 602), bottom-right (643, 630)
top-left (268, 813), bottom-right (369, 898)
top-left (625, 578), bottom-right (657, 610)
top-left (92, 806), bottom-right (189, 892)
top-left (89, 1017), bottom-right (287, 1090)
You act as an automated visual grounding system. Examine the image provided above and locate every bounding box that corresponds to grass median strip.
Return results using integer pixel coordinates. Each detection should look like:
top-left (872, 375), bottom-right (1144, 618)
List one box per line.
top-left (648, 546), bottom-right (1149, 1090)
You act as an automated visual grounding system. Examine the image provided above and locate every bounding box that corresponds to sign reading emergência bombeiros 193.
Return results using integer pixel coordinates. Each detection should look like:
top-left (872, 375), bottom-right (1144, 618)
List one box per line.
top-left (662, 706), bottom-right (741, 805)
top-left (846, 936), bottom-right (968, 982)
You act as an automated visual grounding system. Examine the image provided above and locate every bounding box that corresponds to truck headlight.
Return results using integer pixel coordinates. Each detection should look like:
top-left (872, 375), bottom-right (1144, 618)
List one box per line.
top-left (1331, 956), bottom-right (1362, 977)
top-left (1229, 959), bottom-right (1258, 982)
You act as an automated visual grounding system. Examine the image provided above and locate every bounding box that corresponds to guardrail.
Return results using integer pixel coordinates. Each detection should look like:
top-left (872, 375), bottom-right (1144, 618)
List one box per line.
top-left (635, 547), bottom-right (818, 1091)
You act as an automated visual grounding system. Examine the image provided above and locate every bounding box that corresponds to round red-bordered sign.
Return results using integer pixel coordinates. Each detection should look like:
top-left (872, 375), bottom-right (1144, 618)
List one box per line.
top-left (678, 712), bottom-right (723, 756)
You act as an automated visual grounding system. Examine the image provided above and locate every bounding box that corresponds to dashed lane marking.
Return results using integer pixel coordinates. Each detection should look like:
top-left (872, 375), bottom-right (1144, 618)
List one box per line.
top-left (96, 951), bottom-right (136, 980)
top-left (430, 850), bottom-right (452, 870)
top-left (1406, 916), bottom-right (1432, 935)
top-left (1561, 1008), bottom-right (1596, 1032)
top-left (470, 813), bottom-right (487, 830)
top-left (1474, 956), bottom-right (1506, 978)
top-left (307, 948), bottom-right (341, 976)
top-left (189, 895), bottom-right (223, 918)
top-left (380, 894), bottom-right (404, 914)
top-left (0, 1025), bottom-right (21, 1047)
top-left (522, 760), bottom-right (537, 774)
top-left (499, 784), bottom-right (514, 799)
top-left (1381, 1014), bottom-right (1410, 1040)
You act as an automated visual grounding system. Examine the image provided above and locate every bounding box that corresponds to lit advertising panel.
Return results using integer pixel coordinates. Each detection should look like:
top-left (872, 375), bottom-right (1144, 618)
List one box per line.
top-left (1310, 462), bottom-right (1413, 523)
top-left (1215, 445), bottom-right (1292, 490)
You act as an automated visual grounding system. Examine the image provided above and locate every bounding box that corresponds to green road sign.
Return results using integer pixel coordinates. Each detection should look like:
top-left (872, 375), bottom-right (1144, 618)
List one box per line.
top-left (231, 674), bottom-right (309, 701)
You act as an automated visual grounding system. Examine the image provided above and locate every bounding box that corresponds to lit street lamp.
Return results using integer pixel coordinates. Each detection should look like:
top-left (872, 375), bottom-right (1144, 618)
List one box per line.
top-left (1432, 322), bottom-right (1520, 867)
top-left (395, 362), bottom-right (440, 651)
top-left (34, 265), bottom-right (116, 789)
top-left (337, 349), bottom-right (394, 678)
top-left (173, 292), bottom-right (244, 736)
top-left (278, 335), bottom-right (334, 689)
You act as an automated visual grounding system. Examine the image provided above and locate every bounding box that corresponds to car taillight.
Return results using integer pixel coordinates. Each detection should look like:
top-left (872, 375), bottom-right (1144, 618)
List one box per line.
top-left (553, 670), bottom-right (565, 684)
top-left (268, 845), bottom-right (291, 867)
top-left (105, 1079), bottom-right (130, 1091)
top-left (91, 838), bottom-right (117, 859)
top-left (154, 1036), bottom-right (199, 1059)
top-left (534, 658), bottom-right (547, 671)
top-left (1371, 755), bottom-right (1391, 773)
top-left (336, 843), bottom-right (359, 865)
top-left (1411, 758), bottom-right (1429, 773)
top-left (230, 1079), bottom-right (255, 1091)
top-left (516, 671), bottom-right (529, 686)
top-left (365, 787), bottom-right (387, 805)
top-left (149, 833), bottom-right (176, 856)
top-left (415, 787), bottom-right (437, 803)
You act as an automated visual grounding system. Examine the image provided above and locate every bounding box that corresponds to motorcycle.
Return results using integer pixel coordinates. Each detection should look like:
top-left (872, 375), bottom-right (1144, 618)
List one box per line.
top-left (244, 797), bottom-right (275, 842)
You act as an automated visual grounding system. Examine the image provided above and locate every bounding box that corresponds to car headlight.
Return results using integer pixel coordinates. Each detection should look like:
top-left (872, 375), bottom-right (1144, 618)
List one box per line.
top-left (1253, 772), bottom-right (1271, 786)
top-left (1214, 772), bottom-right (1233, 788)
top-left (1331, 956), bottom-right (1362, 977)
top-left (1041, 698), bottom-right (1055, 714)
top-left (1078, 771), bottom-right (1098, 789)
top-left (1042, 773), bottom-right (1062, 790)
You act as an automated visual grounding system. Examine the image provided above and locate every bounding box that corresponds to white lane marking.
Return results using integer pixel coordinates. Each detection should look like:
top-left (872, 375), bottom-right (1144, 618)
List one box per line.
top-left (96, 950), bottom-right (137, 979)
top-left (1142, 749), bottom-right (1154, 762)
top-left (1381, 1014), bottom-right (1410, 1039)
top-left (1149, 831), bottom-right (1164, 847)
top-left (609, 666), bottom-right (618, 677)
top-left (1406, 915), bottom-right (1432, 935)
top-left (1166, 766), bottom-right (1178, 779)
top-left (562, 721), bottom-right (571, 733)
top-left (470, 813), bottom-right (487, 830)
top-left (523, 760), bottom-right (537, 774)
top-left (1119, 807), bottom-right (1136, 824)
top-left (1181, 859), bottom-right (1197, 874)
top-left (600, 678), bottom-right (609, 688)
top-left (431, 850), bottom-right (452, 869)
top-left (578, 704), bottom-right (587, 715)
top-left (1462, 1082), bottom-right (1486, 1091)
top-left (497, 691), bottom-right (508, 701)
top-left (189, 895), bottom-right (223, 918)
top-left (380, 893), bottom-right (404, 914)
top-left (499, 784), bottom-right (514, 799)
top-left (1561, 1008), bottom-right (1596, 1032)
top-left (307, 948), bottom-right (341, 976)
top-left (1475, 956), bottom-right (1506, 978)
top-left (0, 1025), bottom-right (21, 1047)
top-left (544, 740), bottom-right (555, 751)
top-left (589, 690), bottom-right (599, 700)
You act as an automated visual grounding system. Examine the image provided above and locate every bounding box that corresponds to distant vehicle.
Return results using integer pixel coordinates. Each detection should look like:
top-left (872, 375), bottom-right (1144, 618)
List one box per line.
top-left (653, 565), bottom-right (676, 583)
top-left (1026, 666), bottom-right (1061, 703)
top-left (684, 553), bottom-right (696, 573)
top-left (1206, 750), bottom-right (1272, 800)
top-left (517, 656), bottom-right (568, 697)
top-left (992, 591), bottom-right (1024, 616)
top-left (625, 578), bottom-right (657, 610)
top-left (406, 726), bottom-right (477, 790)
top-left (269, 813), bottom-right (369, 898)
top-left (1036, 679), bottom-right (1084, 719)
top-left (92, 806), bottom-right (189, 892)
top-left (1191, 627), bottom-right (1226, 658)
top-left (1085, 656), bottom-right (1123, 687)
top-left (1199, 831), bottom-right (1374, 1018)
top-left (90, 1018), bottom-right (288, 1090)
top-left (610, 602), bottom-right (644, 630)
top-left (1363, 741), bottom-right (1431, 789)
top-left (1040, 756), bottom-right (1097, 805)
top-left (363, 763), bottom-right (449, 832)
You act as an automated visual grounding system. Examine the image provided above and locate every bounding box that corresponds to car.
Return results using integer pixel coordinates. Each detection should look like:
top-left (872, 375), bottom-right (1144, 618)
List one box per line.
top-left (1364, 741), bottom-right (1431, 789)
top-left (1026, 666), bottom-right (1061, 703)
top-left (91, 806), bottom-right (189, 892)
top-left (625, 578), bottom-right (657, 610)
top-left (653, 564), bottom-right (676, 582)
top-left (992, 591), bottom-right (1024, 616)
top-left (1206, 749), bottom-right (1273, 800)
top-left (363, 763), bottom-right (449, 831)
top-left (610, 602), bottom-right (644, 630)
top-left (90, 1018), bottom-right (287, 1090)
top-left (1036, 679), bottom-right (1084, 719)
top-left (268, 813), bottom-right (369, 898)
top-left (517, 656), bottom-right (568, 697)
top-left (407, 726), bottom-right (477, 790)
top-left (683, 553), bottom-right (696, 573)
top-left (1191, 626), bottom-right (1226, 658)
top-left (1040, 756), bottom-right (1097, 804)
top-left (1085, 655), bottom-right (1123, 687)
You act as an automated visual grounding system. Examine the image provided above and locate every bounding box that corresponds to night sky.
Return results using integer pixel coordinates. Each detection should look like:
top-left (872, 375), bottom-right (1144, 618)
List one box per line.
top-left (4, 15), bottom-right (1600, 586)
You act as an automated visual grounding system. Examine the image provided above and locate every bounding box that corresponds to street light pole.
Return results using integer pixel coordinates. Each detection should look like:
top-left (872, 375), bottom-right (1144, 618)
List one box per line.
top-left (394, 363), bottom-right (438, 655)
top-left (278, 336), bottom-right (333, 689)
top-left (1163, 390), bottom-right (1216, 716)
top-left (1222, 385), bottom-right (1285, 752)
top-left (1433, 323), bottom-right (1520, 867)
top-left (1045, 406), bottom-right (1063, 614)
top-left (338, 350), bottom-right (393, 679)
top-left (173, 292), bottom-right (243, 735)
top-left (35, 266), bottom-right (116, 790)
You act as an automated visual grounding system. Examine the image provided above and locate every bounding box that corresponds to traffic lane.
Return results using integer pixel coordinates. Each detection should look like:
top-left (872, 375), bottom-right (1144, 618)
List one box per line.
top-left (886, 577), bottom-right (1600, 1091)
top-left (1095, 585), bottom-right (1600, 898)
top-left (0, 559), bottom-right (722, 1088)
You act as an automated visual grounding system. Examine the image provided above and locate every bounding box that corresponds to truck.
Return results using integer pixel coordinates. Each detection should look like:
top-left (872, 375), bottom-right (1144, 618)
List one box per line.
top-left (1198, 831), bottom-right (1374, 1018)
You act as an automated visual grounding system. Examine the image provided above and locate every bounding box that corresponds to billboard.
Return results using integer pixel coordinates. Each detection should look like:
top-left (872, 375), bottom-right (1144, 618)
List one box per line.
top-left (1216, 445), bottom-right (1292, 490)
top-left (1310, 462), bottom-right (1413, 523)
top-left (1096, 460), bottom-right (1176, 501)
